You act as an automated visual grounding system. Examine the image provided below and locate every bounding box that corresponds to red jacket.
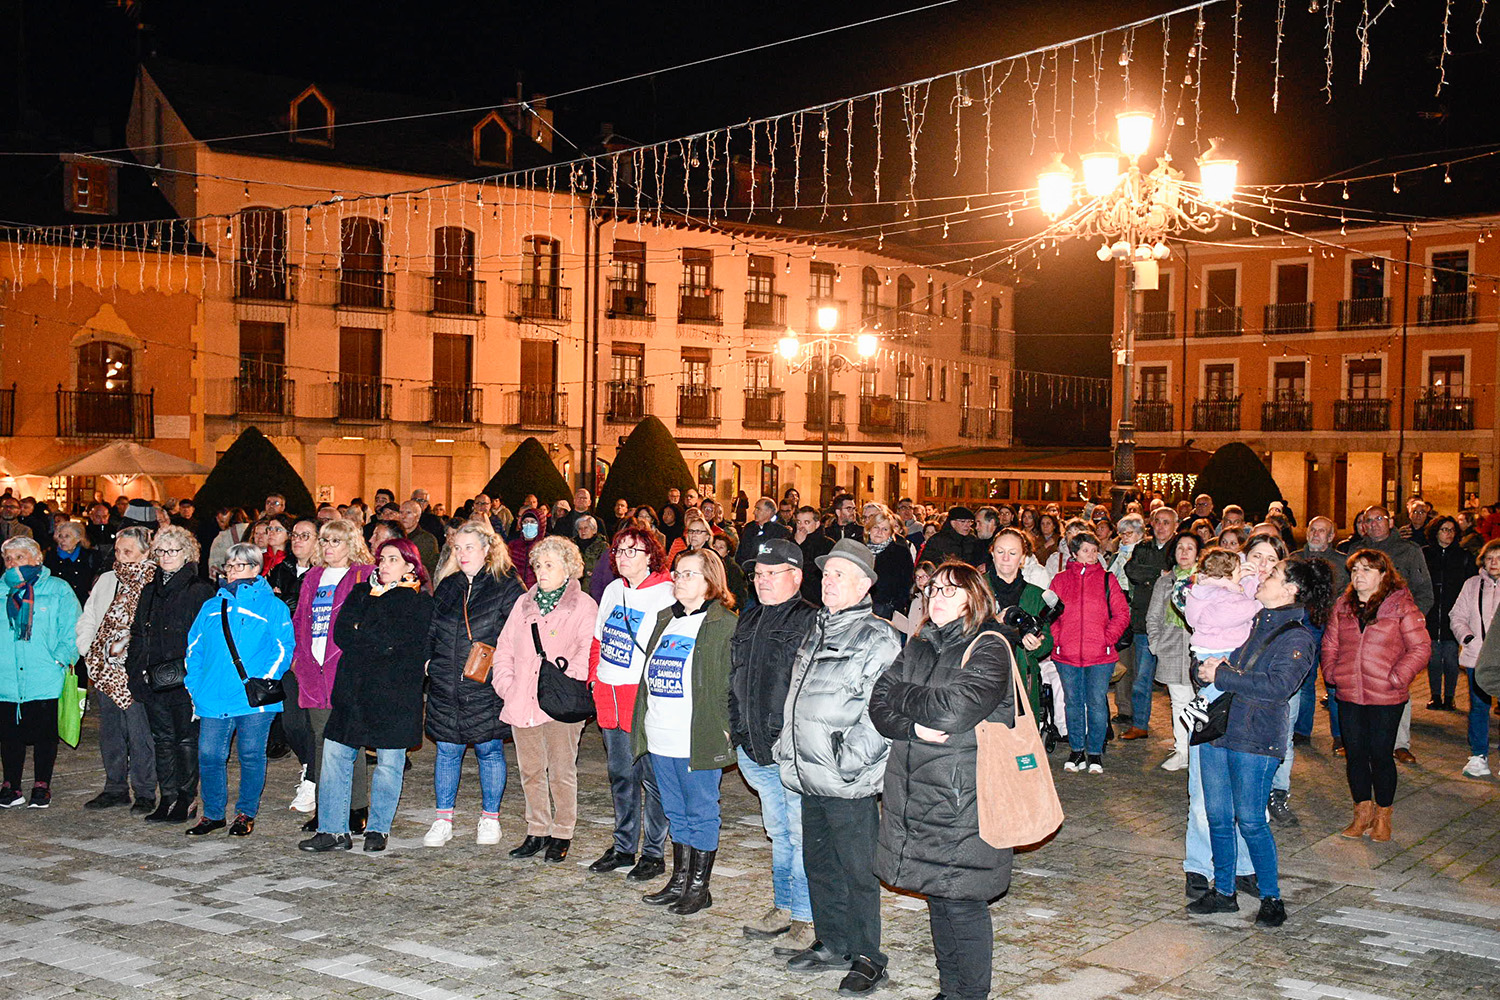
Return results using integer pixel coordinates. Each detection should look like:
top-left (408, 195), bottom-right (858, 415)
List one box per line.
top-left (1049, 560), bottom-right (1131, 667)
top-left (1321, 587), bottom-right (1429, 705)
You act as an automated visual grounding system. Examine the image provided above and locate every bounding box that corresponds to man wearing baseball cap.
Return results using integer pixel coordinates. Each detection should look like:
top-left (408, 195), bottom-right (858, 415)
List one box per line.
top-left (730, 538), bottom-right (819, 953)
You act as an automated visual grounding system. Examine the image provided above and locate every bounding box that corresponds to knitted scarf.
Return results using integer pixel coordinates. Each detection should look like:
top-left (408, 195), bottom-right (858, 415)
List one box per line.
top-left (4, 565), bottom-right (42, 641)
top-left (535, 583), bottom-right (567, 616)
top-left (86, 559), bottom-right (156, 710)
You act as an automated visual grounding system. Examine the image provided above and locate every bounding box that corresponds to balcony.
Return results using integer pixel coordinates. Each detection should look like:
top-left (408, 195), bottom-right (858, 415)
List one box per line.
top-left (235, 261), bottom-right (295, 302)
top-left (335, 376), bottom-right (391, 422)
top-left (57, 388), bottom-right (153, 439)
top-left (678, 286), bottom-right (723, 324)
top-left (429, 276), bottom-right (485, 316)
top-left (742, 388), bottom-right (785, 430)
top-left (959, 407), bottom-right (997, 439)
top-left (605, 379), bottom-right (651, 424)
top-left (508, 388), bottom-right (567, 428)
top-left (428, 385), bottom-right (481, 425)
top-left (676, 385), bottom-right (721, 427)
top-left (1261, 399), bottom-right (1312, 432)
top-left (893, 399), bottom-right (927, 437)
top-left (1418, 291), bottom-right (1478, 326)
top-left (1134, 311), bottom-right (1175, 340)
top-left (1194, 305), bottom-right (1243, 337)
top-left (1264, 301), bottom-right (1315, 335)
top-left (960, 323), bottom-right (989, 356)
top-left (1133, 398), bottom-right (1173, 432)
top-left (607, 278), bottom-right (655, 320)
top-left (858, 394), bottom-right (896, 434)
top-left (1192, 396), bottom-right (1242, 432)
top-left (1337, 296), bottom-right (1391, 329)
top-left (234, 372), bottom-right (295, 416)
top-left (1334, 398), bottom-right (1391, 432)
top-left (506, 282), bottom-right (571, 323)
top-left (336, 268), bottom-right (394, 310)
top-left (0, 384), bottom-right (12, 436)
top-left (805, 392), bottom-right (846, 433)
top-left (1413, 393), bottom-right (1474, 431)
top-left (747, 290), bottom-right (789, 329)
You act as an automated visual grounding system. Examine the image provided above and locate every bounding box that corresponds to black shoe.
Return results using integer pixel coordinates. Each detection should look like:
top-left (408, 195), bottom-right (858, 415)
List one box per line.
top-left (837, 956), bottom-right (888, 996)
top-left (510, 835), bottom-right (548, 859)
top-left (1291, 732), bottom-right (1311, 747)
top-left (642, 843), bottom-right (688, 905)
top-left (1185, 872), bottom-right (1210, 902)
top-left (1112, 714), bottom-right (1134, 724)
top-left (1235, 874), bottom-right (1260, 897)
top-left (301, 813), bottom-right (319, 833)
top-left (265, 739), bottom-right (292, 761)
top-left (1186, 890), bottom-right (1239, 914)
top-left (349, 808), bottom-right (367, 834)
top-left (84, 789), bottom-right (131, 810)
top-left (129, 797), bottom-right (156, 816)
top-left (626, 853), bottom-right (666, 881)
top-left (786, 942), bottom-right (852, 973)
top-left (166, 795), bottom-right (197, 823)
top-left (1268, 789), bottom-right (1299, 826)
top-left (1255, 896), bottom-right (1287, 928)
top-left (1426, 699), bottom-right (1443, 711)
top-left (667, 847), bottom-right (715, 915)
top-left (144, 798), bottom-right (174, 823)
top-left (299, 832), bottom-right (352, 852)
top-left (544, 837), bottom-right (571, 863)
top-left (227, 813), bottom-right (255, 837)
top-left (185, 818), bottom-right (227, 836)
top-left (588, 847), bottom-right (635, 873)
top-left (363, 832), bottom-right (388, 852)
top-left (27, 783), bottom-right (51, 808)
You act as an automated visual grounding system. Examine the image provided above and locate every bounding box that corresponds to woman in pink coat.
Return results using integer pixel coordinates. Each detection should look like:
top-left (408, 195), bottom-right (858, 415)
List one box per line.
top-left (491, 535), bottom-right (597, 863)
top-left (1048, 530), bottom-right (1131, 774)
top-left (1448, 539), bottom-right (1500, 778)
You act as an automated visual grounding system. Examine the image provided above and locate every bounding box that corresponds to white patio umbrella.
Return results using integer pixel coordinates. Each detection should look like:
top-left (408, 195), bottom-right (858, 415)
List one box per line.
top-left (29, 441), bottom-right (211, 493)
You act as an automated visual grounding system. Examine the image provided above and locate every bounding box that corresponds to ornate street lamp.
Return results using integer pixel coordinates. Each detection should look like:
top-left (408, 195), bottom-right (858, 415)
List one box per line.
top-left (779, 306), bottom-right (879, 509)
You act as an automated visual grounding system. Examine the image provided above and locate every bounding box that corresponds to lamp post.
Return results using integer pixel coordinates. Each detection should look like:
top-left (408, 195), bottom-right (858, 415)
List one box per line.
top-left (1038, 113), bottom-right (1238, 516)
top-left (780, 305), bottom-right (879, 510)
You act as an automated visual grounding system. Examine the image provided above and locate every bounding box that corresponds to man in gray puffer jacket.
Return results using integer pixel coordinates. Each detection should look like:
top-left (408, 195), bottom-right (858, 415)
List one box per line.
top-left (773, 539), bottom-right (903, 995)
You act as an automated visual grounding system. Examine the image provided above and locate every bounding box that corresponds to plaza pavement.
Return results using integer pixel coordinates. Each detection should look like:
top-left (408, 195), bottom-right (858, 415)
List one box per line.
top-left (1, 674), bottom-right (1497, 1000)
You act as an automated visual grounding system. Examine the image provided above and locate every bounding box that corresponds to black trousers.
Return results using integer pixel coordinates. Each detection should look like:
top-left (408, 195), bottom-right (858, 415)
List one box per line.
top-left (0, 699), bottom-right (59, 787)
top-left (143, 686), bottom-right (199, 801)
top-left (928, 896), bottom-right (993, 1000)
top-left (278, 671), bottom-right (316, 768)
top-left (802, 793), bottom-right (886, 968)
top-left (1337, 700), bottom-right (1405, 807)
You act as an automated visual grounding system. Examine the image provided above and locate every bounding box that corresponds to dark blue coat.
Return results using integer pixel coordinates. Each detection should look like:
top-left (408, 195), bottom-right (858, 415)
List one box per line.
top-left (1210, 605), bottom-right (1322, 760)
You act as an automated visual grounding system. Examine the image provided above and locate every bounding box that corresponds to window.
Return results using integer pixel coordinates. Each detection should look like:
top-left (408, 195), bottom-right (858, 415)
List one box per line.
top-left (897, 276), bottom-right (915, 331)
top-left (1275, 263), bottom-right (1309, 303)
top-left (681, 347), bottom-right (710, 386)
top-left (810, 261), bottom-right (836, 301)
top-left (433, 227), bottom-right (477, 312)
top-left (1347, 358), bottom-right (1382, 399)
top-left (1432, 251), bottom-right (1470, 295)
top-left (239, 321), bottom-right (285, 380)
top-left (290, 85), bottom-right (334, 145)
top-left (959, 372), bottom-right (972, 410)
top-left (613, 239), bottom-right (646, 288)
top-left (682, 248), bottom-right (712, 293)
top-left (924, 364), bottom-right (934, 401)
top-left (989, 375), bottom-right (1001, 412)
top-left (1428, 355), bottom-right (1466, 396)
top-left (520, 340), bottom-right (556, 391)
top-left (939, 365), bottom-right (948, 402)
top-left (749, 254), bottom-right (776, 295)
top-left (1351, 258), bottom-right (1384, 299)
top-left (896, 362), bottom-right (914, 401)
top-left (1141, 271), bottom-right (1173, 313)
top-left (473, 111), bottom-right (513, 167)
top-left (340, 217), bottom-right (385, 307)
top-left (78, 342), bottom-right (133, 394)
top-left (940, 282), bottom-right (949, 317)
top-left (338, 327), bottom-right (383, 419)
top-left (238, 207), bottom-right (287, 298)
top-left (1273, 361), bottom-right (1306, 400)
top-left (1204, 363), bottom-right (1235, 400)
top-left (433, 334), bottom-right (473, 387)
top-left (1138, 366), bottom-right (1169, 401)
top-left (925, 277), bottom-right (935, 315)
top-left (609, 344), bottom-right (646, 422)
top-left (610, 342), bottom-right (644, 383)
top-left (64, 159), bottom-right (116, 216)
top-left (861, 267), bottom-right (880, 321)
top-left (746, 353), bottom-right (771, 390)
top-left (860, 369), bottom-right (878, 398)
top-left (1205, 268), bottom-right (1238, 307)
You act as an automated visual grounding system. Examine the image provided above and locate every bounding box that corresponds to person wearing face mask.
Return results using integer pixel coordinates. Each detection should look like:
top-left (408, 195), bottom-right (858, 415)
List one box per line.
top-left (509, 510), bottom-right (545, 589)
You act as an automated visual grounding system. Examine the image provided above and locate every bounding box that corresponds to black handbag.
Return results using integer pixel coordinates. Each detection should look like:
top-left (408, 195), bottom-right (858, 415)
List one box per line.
top-left (533, 622), bottom-right (594, 724)
top-left (220, 598), bottom-right (285, 708)
top-left (1104, 573), bottom-right (1134, 652)
top-left (146, 657), bottom-right (187, 693)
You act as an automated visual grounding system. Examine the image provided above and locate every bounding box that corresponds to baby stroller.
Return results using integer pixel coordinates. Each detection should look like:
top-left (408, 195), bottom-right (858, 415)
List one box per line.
top-left (1001, 603), bottom-right (1066, 753)
top-left (1038, 681), bottom-right (1063, 754)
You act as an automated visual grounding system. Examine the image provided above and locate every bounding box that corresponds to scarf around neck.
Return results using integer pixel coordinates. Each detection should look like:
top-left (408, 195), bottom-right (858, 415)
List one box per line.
top-left (535, 583), bottom-right (567, 616)
top-left (5, 565), bottom-right (43, 640)
top-left (87, 559), bottom-right (157, 710)
top-left (369, 576), bottom-right (421, 597)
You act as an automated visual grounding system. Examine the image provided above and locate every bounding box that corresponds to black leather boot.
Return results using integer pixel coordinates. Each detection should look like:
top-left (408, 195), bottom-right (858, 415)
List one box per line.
top-left (166, 794), bottom-right (197, 823)
top-left (642, 842), bottom-right (687, 905)
top-left (668, 847), bottom-right (716, 915)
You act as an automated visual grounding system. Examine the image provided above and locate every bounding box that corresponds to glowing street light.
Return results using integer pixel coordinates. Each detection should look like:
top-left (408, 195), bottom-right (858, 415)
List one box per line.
top-left (1115, 109), bottom-right (1155, 159)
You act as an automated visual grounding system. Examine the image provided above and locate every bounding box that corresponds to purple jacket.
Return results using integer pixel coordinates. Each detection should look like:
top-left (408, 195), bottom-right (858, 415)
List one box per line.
top-left (291, 564), bottom-right (374, 709)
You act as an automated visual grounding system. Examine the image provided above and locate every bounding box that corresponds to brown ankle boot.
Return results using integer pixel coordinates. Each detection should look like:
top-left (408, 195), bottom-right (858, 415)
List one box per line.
top-left (1369, 805), bottom-right (1393, 842)
top-left (1340, 800), bottom-right (1375, 838)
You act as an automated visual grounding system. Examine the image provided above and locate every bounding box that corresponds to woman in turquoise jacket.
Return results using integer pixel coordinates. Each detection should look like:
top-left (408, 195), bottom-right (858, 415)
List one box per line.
top-left (183, 543), bottom-right (293, 837)
top-left (1, 537), bottom-right (81, 809)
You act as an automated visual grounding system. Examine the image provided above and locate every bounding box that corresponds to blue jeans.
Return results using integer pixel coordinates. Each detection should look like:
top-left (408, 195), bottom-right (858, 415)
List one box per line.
top-left (601, 726), bottom-right (668, 857)
top-left (198, 712), bottom-right (276, 821)
top-left (1130, 634), bottom-right (1159, 726)
top-left (1199, 743), bottom-right (1281, 899)
top-left (1185, 742), bottom-right (1254, 879)
top-left (1294, 666), bottom-right (1318, 738)
top-left (1467, 668), bottom-right (1494, 757)
top-left (320, 741), bottom-right (405, 835)
top-left (1327, 683), bottom-right (1342, 739)
top-left (434, 739), bottom-right (506, 813)
top-left (1272, 697), bottom-right (1298, 793)
top-left (650, 754), bottom-right (722, 851)
top-left (1056, 663), bottom-right (1113, 755)
top-left (737, 748), bottom-right (812, 921)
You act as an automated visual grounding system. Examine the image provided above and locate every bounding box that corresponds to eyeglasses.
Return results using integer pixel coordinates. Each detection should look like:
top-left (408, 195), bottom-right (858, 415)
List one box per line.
top-left (156, 547), bottom-right (185, 557)
top-left (672, 569), bottom-right (703, 580)
top-left (686, 528), bottom-right (710, 536)
top-left (753, 567), bottom-right (795, 581)
top-left (614, 546), bottom-right (646, 558)
top-left (319, 538), bottom-right (345, 546)
top-left (924, 584), bottom-right (962, 599)
top-left (291, 531), bottom-right (317, 541)
top-left (224, 561), bottom-right (254, 571)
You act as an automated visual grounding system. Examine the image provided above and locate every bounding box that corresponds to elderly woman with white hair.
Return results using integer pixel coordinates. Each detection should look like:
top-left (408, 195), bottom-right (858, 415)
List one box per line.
top-left (44, 519), bottom-right (98, 606)
top-left (0, 536), bottom-right (82, 809)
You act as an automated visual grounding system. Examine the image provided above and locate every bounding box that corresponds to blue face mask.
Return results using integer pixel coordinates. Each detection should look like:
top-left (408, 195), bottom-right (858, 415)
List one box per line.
top-left (522, 523), bottom-right (539, 540)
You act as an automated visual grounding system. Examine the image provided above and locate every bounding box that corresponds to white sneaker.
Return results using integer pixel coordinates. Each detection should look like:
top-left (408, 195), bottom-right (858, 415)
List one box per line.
top-left (423, 818), bottom-right (454, 847)
top-left (1160, 751), bottom-right (1189, 772)
top-left (289, 777), bottom-right (316, 813)
top-left (1463, 755), bottom-right (1491, 778)
top-left (476, 816), bottom-right (502, 845)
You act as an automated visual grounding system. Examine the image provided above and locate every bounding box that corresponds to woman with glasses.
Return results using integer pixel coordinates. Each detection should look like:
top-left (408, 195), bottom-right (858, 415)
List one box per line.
top-left (632, 548), bottom-right (738, 914)
top-left (127, 526), bottom-right (216, 822)
top-left (587, 523), bottom-right (676, 880)
top-left (272, 519), bottom-right (324, 813)
top-left (287, 519), bottom-right (373, 833)
top-left (424, 520), bottom-right (524, 847)
top-left (866, 508), bottom-right (915, 622)
top-left (666, 513), bottom-right (714, 563)
top-left (182, 542), bottom-right (294, 836)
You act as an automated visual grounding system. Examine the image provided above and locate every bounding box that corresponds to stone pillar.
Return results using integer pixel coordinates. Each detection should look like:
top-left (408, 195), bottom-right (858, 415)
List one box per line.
top-left (1269, 451), bottom-right (1308, 519)
top-left (1421, 451), bottom-right (1462, 513)
top-left (1346, 452), bottom-right (1385, 517)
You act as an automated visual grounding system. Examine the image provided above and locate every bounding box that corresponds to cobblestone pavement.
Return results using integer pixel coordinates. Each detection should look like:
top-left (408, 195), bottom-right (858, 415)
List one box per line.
top-left (2, 674), bottom-right (1497, 1000)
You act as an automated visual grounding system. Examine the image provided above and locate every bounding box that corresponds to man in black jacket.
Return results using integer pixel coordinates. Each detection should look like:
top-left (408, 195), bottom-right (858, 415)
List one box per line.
top-left (736, 497), bottom-right (792, 566)
top-left (1120, 506), bottom-right (1178, 738)
top-left (729, 538), bottom-right (819, 955)
top-left (917, 506), bottom-right (988, 568)
top-left (792, 506), bottom-right (832, 606)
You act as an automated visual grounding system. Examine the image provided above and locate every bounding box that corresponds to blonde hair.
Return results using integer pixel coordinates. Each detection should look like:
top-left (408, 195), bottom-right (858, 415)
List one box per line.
top-left (1198, 547), bottom-right (1240, 579)
top-left (318, 518), bottom-right (372, 566)
top-left (434, 519), bottom-right (516, 585)
top-left (529, 534), bottom-right (584, 581)
top-left (151, 524), bottom-right (201, 564)
top-left (863, 508), bottom-right (897, 535)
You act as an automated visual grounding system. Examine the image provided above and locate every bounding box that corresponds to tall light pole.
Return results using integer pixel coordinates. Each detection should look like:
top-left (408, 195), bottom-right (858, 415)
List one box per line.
top-left (781, 305), bottom-right (878, 510)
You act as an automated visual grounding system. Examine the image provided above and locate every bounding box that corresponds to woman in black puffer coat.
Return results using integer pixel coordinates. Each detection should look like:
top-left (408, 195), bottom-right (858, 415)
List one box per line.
top-left (422, 520), bottom-right (524, 848)
top-left (870, 560), bottom-right (1013, 1000)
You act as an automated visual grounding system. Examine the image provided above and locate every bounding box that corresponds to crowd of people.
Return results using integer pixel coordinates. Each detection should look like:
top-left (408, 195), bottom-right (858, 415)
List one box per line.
top-left (2, 479), bottom-right (1498, 999)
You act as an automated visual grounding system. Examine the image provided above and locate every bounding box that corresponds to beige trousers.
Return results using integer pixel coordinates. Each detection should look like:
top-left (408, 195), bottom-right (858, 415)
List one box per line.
top-left (511, 720), bottom-right (585, 838)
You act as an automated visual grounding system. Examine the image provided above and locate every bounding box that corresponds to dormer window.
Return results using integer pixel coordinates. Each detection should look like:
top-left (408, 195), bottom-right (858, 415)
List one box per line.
top-left (473, 111), bottom-right (514, 168)
top-left (63, 157), bottom-right (117, 216)
top-left (290, 85), bottom-right (334, 146)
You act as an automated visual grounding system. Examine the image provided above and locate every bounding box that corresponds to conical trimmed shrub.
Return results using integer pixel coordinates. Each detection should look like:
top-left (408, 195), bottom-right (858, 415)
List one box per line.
top-left (599, 416), bottom-right (695, 515)
top-left (1191, 442), bottom-right (1286, 522)
top-left (482, 437), bottom-right (571, 513)
top-left (194, 427), bottom-right (314, 517)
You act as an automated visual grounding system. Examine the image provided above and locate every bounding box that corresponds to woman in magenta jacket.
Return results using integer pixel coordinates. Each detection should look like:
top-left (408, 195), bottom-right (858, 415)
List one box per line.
top-left (1049, 530), bottom-right (1131, 773)
top-left (1321, 548), bottom-right (1429, 843)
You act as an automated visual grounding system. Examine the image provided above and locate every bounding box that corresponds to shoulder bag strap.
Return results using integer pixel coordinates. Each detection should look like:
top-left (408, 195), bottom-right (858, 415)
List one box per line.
top-left (220, 598), bottom-right (250, 683)
top-left (531, 621), bottom-right (547, 658)
top-left (1228, 619), bottom-right (1306, 678)
top-left (959, 630), bottom-right (1026, 721)
top-left (462, 580), bottom-right (474, 641)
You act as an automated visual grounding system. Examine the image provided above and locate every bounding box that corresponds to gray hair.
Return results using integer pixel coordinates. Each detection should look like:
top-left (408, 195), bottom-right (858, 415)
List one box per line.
top-left (1117, 514), bottom-right (1145, 535)
top-left (115, 526), bottom-right (156, 556)
top-left (529, 534), bottom-right (584, 580)
top-left (152, 524), bottom-right (201, 563)
top-left (1, 536), bottom-right (43, 563)
top-left (53, 520), bottom-right (86, 546)
top-left (224, 541), bottom-right (264, 570)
